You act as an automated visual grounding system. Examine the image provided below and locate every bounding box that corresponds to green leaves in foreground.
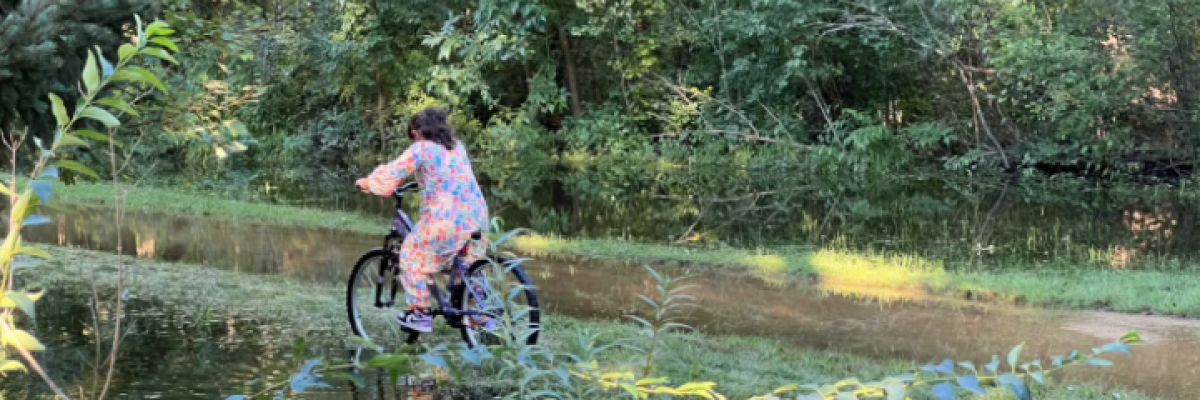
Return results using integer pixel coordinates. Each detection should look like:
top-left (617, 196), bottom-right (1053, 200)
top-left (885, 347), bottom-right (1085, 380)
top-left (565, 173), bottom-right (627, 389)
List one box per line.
top-left (0, 12), bottom-right (179, 388)
top-left (755, 331), bottom-right (1145, 400)
top-left (44, 13), bottom-right (179, 171)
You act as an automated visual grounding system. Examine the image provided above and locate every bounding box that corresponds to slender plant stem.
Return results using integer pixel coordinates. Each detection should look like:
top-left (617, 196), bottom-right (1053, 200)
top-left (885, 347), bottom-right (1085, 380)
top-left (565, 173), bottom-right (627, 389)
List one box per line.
top-left (0, 319), bottom-right (72, 399)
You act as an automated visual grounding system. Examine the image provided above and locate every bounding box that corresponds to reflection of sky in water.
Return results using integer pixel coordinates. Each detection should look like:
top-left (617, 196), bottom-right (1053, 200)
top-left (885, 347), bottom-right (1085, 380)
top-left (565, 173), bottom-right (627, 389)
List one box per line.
top-left (17, 207), bottom-right (1200, 398)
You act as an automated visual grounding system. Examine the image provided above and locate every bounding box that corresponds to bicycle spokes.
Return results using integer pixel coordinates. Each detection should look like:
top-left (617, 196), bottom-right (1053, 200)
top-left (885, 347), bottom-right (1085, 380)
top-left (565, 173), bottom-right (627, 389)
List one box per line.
top-left (350, 253), bottom-right (411, 345)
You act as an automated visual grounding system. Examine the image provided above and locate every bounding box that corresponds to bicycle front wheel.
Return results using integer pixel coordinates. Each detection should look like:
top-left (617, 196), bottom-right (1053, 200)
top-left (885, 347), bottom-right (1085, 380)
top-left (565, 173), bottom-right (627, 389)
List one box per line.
top-left (452, 257), bottom-right (541, 348)
top-left (347, 248), bottom-right (418, 347)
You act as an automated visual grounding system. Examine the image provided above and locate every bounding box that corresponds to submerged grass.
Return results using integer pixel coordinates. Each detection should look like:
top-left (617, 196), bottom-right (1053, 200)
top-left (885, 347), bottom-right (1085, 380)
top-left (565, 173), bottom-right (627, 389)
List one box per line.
top-left (19, 245), bottom-right (1158, 400)
top-left (45, 180), bottom-right (1200, 317)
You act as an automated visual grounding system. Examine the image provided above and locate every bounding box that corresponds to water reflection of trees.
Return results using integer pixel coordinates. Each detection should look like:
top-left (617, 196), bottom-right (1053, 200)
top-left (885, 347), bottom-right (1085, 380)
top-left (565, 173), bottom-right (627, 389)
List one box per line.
top-left (27, 211), bottom-right (379, 282)
top-left (255, 160), bottom-right (1200, 268)
top-left (13, 287), bottom-right (330, 398)
top-left (1110, 203), bottom-right (1181, 268)
top-left (477, 164), bottom-right (1200, 268)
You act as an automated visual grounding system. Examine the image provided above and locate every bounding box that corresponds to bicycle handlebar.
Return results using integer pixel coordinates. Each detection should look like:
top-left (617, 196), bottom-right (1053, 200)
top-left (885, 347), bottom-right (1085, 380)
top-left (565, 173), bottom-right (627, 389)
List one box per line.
top-left (393, 182), bottom-right (419, 197)
top-left (356, 181), bottom-right (419, 198)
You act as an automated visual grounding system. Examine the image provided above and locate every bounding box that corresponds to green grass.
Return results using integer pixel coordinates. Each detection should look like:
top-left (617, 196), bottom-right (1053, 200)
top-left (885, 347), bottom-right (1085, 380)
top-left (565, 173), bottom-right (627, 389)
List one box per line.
top-left (44, 180), bottom-right (1200, 317)
top-left (44, 180), bottom-right (383, 233)
top-left (18, 245), bottom-right (1158, 400)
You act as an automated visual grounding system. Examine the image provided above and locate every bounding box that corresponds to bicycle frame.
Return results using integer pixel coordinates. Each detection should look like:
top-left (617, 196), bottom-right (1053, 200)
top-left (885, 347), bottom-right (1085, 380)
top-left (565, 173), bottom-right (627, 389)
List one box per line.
top-left (374, 183), bottom-right (491, 320)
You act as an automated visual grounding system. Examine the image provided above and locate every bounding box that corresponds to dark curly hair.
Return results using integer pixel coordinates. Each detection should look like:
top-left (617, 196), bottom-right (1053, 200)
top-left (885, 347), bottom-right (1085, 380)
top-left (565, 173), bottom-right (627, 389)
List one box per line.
top-left (407, 107), bottom-right (458, 150)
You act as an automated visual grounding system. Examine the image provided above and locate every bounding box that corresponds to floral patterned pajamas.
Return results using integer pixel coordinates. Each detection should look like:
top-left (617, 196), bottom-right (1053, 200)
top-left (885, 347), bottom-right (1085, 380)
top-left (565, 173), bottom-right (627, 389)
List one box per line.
top-left (359, 141), bottom-right (489, 309)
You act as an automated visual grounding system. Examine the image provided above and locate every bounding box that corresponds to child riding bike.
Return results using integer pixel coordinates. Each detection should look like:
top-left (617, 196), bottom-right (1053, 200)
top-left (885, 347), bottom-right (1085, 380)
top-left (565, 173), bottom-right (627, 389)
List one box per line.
top-left (354, 107), bottom-right (491, 333)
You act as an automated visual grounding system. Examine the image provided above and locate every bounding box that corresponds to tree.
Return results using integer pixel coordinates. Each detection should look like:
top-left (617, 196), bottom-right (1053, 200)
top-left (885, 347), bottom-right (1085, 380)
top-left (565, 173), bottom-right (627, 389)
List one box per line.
top-left (0, 0), bottom-right (154, 139)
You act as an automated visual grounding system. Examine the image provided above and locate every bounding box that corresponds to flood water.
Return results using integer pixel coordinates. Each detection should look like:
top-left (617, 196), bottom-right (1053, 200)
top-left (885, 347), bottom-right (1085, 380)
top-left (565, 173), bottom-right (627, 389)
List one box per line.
top-left (2, 282), bottom-right (457, 399)
top-left (313, 170), bottom-right (1200, 271)
top-left (9, 206), bottom-right (1200, 399)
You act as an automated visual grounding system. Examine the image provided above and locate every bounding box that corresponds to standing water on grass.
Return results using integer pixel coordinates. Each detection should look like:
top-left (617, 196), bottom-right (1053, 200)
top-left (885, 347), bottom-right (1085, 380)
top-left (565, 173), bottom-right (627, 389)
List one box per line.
top-left (15, 203), bottom-right (1200, 399)
top-left (0, 283), bottom-right (455, 399)
top-left (289, 169), bottom-right (1200, 272)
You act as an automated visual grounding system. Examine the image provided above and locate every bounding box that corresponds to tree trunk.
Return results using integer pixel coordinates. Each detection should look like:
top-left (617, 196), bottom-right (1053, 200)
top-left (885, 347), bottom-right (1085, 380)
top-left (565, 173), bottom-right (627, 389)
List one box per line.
top-left (556, 26), bottom-right (582, 116)
top-left (375, 56), bottom-right (386, 125)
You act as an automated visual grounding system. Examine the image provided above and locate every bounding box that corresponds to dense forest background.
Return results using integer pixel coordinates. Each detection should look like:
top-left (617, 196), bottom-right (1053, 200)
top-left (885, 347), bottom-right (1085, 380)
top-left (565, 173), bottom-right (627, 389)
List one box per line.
top-left (5, 0), bottom-right (1200, 247)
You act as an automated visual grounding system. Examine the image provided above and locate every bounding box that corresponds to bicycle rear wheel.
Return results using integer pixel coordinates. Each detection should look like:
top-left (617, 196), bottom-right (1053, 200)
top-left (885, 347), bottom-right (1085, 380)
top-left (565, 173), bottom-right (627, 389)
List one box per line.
top-left (452, 257), bottom-right (540, 348)
top-left (347, 248), bottom-right (419, 347)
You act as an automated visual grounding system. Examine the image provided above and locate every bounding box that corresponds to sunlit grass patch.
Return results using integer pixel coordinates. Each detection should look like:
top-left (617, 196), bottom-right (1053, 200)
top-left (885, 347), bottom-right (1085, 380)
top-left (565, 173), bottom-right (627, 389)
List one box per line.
top-left (808, 247), bottom-right (948, 302)
top-left (741, 254), bottom-right (790, 287)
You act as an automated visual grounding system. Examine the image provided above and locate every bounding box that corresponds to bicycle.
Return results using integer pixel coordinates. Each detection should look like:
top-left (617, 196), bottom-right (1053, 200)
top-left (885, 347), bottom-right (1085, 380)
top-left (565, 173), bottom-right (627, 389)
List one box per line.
top-left (346, 182), bottom-right (540, 348)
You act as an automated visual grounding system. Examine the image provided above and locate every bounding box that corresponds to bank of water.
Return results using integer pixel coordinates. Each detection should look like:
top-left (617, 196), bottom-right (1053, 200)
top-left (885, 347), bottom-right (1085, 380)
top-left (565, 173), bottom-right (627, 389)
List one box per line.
top-left (11, 207), bottom-right (1200, 399)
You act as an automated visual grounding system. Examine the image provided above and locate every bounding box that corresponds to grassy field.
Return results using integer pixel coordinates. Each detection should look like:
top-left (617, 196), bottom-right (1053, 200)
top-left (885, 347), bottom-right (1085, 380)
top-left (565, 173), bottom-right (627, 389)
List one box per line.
top-left (17, 245), bottom-right (1156, 400)
top-left (43, 180), bottom-right (1200, 317)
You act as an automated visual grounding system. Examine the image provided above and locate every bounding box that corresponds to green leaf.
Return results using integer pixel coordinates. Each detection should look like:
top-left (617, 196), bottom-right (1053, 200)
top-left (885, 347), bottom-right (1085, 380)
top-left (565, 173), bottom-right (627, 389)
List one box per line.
top-left (47, 93), bottom-right (68, 127)
top-left (984, 355), bottom-right (1000, 373)
top-left (52, 133), bottom-right (89, 150)
top-left (97, 48), bottom-right (114, 78)
top-left (956, 374), bottom-right (985, 395)
top-left (2, 291), bottom-right (37, 319)
top-left (1007, 343), bottom-right (1024, 369)
top-left (1120, 331), bottom-right (1143, 344)
top-left (224, 120), bottom-right (248, 137)
top-left (22, 215), bottom-right (51, 226)
top-left (139, 47), bottom-right (179, 65)
top-left (619, 383), bottom-right (639, 398)
top-left (97, 96), bottom-right (139, 118)
top-left (6, 329), bottom-right (45, 351)
top-left (150, 37), bottom-right (180, 52)
top-left (17, 246), bottom-right (51, 260)
top-left (135, 14), bottom-right (145, 43)
top-left (1100, 343), bottom-right (1132, 355)
top-left (214, 144), bottom-right (228, 159)
top-left (10, 191), bottom-right (33, 225)
top-left (110, 66), bottom-right (167, 93)
top-left (72, 129), bottom-right (123, 148)
top-left (1084, 358), bottom-right (1113, 366)
top-left (0, 360), bottom-right (27, 375)
top-left (53, 160), bottom-right (100, 180)
top-left (118, 44), bottom-right (138, 62)
top-left (325, 371), bottom-right (364, 388)
top-left (932, 383), bottom-right (955, 400)
top-left (79, 106), bottom-right (120, 128)
top-left (145, 20), bottom-right (172, 37)
top-left (82, 50), bottom-right (100, 93)
top-left (30, 180), bottom-right (51, 205)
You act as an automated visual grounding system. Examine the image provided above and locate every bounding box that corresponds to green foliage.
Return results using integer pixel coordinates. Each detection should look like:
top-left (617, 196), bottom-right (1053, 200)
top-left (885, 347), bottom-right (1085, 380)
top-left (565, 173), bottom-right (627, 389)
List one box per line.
top-left (753, 332), bottom-right (1144, 400)
top-left (0, 0), bottom-right (155, 138)
top-left (0, 13), bottom-right (177, 397)
top-left (122, 0), bottom-right (1200, 196)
